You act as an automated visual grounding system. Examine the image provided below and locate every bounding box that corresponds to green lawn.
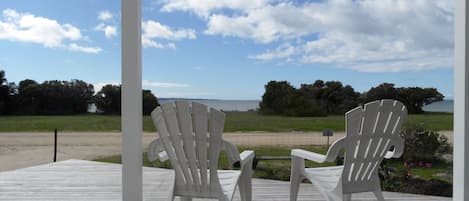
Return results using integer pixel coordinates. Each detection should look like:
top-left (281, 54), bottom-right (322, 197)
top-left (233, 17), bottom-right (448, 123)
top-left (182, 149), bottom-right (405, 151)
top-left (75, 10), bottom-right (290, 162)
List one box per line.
top-left (0, 111), bottom-right (453, 132)
top-left (384, 160), bottom-right (452, 183)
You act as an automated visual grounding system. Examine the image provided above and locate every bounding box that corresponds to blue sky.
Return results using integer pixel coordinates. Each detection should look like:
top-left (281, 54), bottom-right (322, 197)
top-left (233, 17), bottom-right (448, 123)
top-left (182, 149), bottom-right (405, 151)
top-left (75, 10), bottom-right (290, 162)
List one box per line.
top-left (0, 0), bottom-right (454, 100)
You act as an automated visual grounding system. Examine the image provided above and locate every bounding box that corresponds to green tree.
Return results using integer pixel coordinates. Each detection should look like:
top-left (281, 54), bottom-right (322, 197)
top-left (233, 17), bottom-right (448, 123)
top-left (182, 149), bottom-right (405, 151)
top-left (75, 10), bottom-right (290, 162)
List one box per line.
top-left (17, 79), bottom-right (41, 114)
top-left (95, 85), bottom-right (160, 115)
top-left (259, 80), bottom-right (360, 116)
top-left (362, 83), bottom-right (399, 102)
top-left (285, 91), bottom-right (324, 117)
top-left (35, 80), bottom-right (94, 115)
top-left (259, 81), bottom-right (296, 115)
top-left (362, 83), bottom-right (444, 114)
top-left (397, 87), bottom-right (444, 114)
top-left (143, 89), bottom-right (159, 115)
top-left (299, 80), bottom-right (359, 114)
top-left (95, 84), bottom-right (121, 114)
top-left (68, 80), bottom-right (95, 113)
top-left (0, 70), bottom-right (11, 114)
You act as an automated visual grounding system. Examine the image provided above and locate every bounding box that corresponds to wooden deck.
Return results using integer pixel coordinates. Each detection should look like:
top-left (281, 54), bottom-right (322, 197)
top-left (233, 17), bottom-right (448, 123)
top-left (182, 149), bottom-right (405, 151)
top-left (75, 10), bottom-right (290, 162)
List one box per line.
top-left (0, 160), bottom-right (451, 201)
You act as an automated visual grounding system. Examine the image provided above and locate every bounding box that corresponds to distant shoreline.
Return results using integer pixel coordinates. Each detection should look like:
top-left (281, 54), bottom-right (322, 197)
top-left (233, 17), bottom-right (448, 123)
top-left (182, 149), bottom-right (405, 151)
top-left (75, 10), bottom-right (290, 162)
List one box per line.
top-left (158, 98), bottom-right (261, 112)
top-left (158, 97), bottom-right (262, 101)
top-left (422, 100), bottom-right (453, 113)
top-left (158, 98), bottom-right (454, 113)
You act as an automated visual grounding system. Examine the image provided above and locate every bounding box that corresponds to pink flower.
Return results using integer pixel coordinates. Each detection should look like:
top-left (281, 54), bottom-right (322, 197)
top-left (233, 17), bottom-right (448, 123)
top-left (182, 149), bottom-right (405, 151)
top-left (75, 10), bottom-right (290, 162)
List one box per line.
top-left (418, 161), bottom-right (424, 167)
top-left (425, 163), bottom-right (432, 168)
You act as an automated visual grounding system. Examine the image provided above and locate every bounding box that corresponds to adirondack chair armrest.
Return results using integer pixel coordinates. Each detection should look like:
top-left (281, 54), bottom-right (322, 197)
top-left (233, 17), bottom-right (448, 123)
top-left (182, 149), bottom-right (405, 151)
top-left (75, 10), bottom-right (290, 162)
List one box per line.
top-left (222, 140), bottom-right (242, 168)
top-left (324, 137), bottom-right (346, 161)
top-left (291, 149), bottom-right (327, 163)
top-left (148, 138), bottom-right (169, 162)
top-left (385, 137), bottom-right (405, 159)
top-left (291, 137), bottom-right (346, 163)
top-left (240, 150), bottom-right (255, 168)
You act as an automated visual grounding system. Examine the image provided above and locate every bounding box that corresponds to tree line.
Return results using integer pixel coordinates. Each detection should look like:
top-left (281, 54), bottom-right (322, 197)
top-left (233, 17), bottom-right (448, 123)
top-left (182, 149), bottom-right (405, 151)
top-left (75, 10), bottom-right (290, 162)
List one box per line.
top-left (259, 80), bottom-right (444, 116)
top-left (0, 70), bottom-right (159, 115)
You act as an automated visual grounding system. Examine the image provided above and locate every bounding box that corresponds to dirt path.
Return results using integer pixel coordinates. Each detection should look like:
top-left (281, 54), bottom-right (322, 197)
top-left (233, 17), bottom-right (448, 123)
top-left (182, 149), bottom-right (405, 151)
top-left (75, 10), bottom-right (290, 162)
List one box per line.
top-left (0, 131), bottom-right (454, 171)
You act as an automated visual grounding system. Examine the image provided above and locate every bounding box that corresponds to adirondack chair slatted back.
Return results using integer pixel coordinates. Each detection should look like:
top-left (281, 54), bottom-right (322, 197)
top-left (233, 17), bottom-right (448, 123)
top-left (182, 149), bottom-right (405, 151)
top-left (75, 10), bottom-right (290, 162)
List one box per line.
top-left (342, 100), bottom-right (407, 193)
top-left (151, 101), bottom-right (225, 195)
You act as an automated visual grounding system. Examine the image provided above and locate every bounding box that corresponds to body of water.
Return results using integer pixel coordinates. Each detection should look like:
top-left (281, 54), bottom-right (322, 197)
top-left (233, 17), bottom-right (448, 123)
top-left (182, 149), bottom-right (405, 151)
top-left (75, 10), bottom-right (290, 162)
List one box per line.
top-left (160, 99), bottom-right (453, 113)
top-left (423, 100), bottom-right (453, 113)
top-left (159, 99), bottom-right (261, 112)
top-left (89, 99), bottom-right (453, 113)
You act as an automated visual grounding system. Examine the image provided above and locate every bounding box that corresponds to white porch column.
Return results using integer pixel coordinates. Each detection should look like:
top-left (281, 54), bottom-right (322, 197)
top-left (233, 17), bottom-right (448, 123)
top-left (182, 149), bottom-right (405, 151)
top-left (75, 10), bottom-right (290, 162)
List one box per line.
top-left (454, 0), bottom-right (469, 200)
top-left (122, 0), bottom-right (142, 201)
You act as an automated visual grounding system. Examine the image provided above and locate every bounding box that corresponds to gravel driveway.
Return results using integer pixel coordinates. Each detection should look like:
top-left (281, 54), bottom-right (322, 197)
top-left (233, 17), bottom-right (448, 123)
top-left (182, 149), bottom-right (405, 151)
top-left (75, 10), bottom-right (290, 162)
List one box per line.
top-left (0, 131), bottom-right (453, 171)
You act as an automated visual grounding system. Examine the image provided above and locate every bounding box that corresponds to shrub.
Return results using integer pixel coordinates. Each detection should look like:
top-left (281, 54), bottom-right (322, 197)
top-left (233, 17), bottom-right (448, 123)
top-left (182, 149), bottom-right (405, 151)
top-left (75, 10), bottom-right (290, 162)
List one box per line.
top-left (379, 126), bottom-right (452, 197)
top-left (401, 126), bottom-right (451, 163)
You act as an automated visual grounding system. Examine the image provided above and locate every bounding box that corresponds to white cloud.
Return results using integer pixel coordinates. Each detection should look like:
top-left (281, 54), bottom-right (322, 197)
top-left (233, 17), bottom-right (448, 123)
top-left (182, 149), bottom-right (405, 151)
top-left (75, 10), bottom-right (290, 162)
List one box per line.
top-left (98, 10), bottom-right (113, 21)
top-left (156, 91), bottom-right (215, 98)
top-left (0, 9), bottom-right (82, 47)
top-left (68, 43), bottom-right (102, 54)
top-left (205, 3), bottom-right (316, 43)
top-left (93, 80), bottom-right (190, 97)
top-left (159, 0), bottom-right (454, 72)
top-left (142, 38), bottom-right (165, 48)
top-left (142, 38), bottom-right (176, 49)
top-left (93, 81), bottom-right (120, 93)
top-left (95, 23), bottom-right (117, 38)
top-left (0, 9), bottom-right (101, 53)
top-left (142, 20), bottom-right (196, 49)
top-left (95, 11), bottom-right (117, 39)
top-left (143, 80), bottom-right (190, 88)
top-left (142, 20), bottom-right (196, 40)
top-left (166, 43), bottom-right (176, 50)
top-left (248, 43), bottom-right (296, 60)
top-left (158, 0), bottom-right (269, 18)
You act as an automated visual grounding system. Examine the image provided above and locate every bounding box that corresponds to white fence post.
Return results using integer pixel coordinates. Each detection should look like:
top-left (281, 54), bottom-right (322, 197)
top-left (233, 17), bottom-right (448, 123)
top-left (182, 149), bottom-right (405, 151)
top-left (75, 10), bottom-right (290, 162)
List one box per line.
top-left (122, 0), bottom-right (142, 200)
top-left (454, 0), bottom-right (469, 200)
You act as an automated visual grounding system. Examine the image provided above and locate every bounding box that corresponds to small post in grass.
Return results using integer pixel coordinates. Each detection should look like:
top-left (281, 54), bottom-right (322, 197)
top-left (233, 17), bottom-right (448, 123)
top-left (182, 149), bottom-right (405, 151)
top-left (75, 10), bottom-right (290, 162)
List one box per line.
top-left (322, 128), bottom-right (334, 148)
top-left (53, 128), bottom-right (57, 162)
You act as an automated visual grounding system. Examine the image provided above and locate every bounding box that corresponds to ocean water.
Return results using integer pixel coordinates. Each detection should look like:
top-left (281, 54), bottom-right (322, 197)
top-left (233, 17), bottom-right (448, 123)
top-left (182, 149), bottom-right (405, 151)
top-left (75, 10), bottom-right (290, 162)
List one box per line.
top-left (89, 99), bottom-right (453, 113)
top-left (158, 99), bottom-right (261, 112)
top-left (159, 99), bottom-right (453, 113)
top-left (422, 100), bottom-right (453, 113)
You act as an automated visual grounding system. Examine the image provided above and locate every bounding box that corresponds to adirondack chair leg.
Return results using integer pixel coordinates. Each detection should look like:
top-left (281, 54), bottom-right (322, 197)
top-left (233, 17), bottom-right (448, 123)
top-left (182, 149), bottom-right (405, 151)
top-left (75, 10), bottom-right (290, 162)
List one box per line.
top-left (373, 190), bottom-right (385, 201)
top-left (290, 156), bottom-right (305, 201)
top-left (343, 193), bottom-right (352, 201)
top-left (238, 177), bottom-right (247, 201)
top-left (239, 160), bottom-right (253, 201)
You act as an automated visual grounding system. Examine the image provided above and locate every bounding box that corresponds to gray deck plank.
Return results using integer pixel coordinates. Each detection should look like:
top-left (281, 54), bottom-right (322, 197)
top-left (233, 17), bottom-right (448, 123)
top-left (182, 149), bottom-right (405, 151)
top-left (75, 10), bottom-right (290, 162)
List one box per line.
top-left (0, 160), bottom-right (451, 201)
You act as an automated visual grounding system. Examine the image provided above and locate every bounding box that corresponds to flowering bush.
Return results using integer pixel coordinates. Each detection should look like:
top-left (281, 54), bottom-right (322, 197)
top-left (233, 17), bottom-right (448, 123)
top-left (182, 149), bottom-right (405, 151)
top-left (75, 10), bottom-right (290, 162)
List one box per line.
top-left (401, 125), bottom-right (450, 163)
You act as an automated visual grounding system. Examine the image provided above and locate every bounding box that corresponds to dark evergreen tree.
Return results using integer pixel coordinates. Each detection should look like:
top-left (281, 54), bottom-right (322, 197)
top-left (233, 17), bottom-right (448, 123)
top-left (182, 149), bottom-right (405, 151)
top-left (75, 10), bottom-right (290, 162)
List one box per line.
top-left (95, 85), bottom-right (160, 115)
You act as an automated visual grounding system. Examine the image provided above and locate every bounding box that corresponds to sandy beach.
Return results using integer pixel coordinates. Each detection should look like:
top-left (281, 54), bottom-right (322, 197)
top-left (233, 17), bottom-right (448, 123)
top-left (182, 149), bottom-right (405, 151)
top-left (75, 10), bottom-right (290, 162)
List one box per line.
top-left (0, 131), bottom-right (453, 171)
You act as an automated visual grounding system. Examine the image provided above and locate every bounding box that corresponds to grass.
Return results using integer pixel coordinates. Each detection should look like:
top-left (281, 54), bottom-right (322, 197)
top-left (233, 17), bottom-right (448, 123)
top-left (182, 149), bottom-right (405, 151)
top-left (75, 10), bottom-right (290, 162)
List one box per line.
top-left (385, 160), bottom-right (452, 183)
top-left (0, 111), bottom-right (453, 132)
top-left (403, 112), bottom-right (454, 131)
top-left (0, 115), bottom-right (122, 132)
top-left (224, 112), bottom-right (345, 132)
top-left (94, 145), bottom-right (452, 182)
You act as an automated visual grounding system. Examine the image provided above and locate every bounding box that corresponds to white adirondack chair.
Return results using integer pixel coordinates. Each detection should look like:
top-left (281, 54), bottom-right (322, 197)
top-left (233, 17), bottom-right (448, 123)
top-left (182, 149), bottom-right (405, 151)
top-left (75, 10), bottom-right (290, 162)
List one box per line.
top-left (290, 100), bottom-right (407, 201)
top-left (148, 101), bottom-right (255, 201)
